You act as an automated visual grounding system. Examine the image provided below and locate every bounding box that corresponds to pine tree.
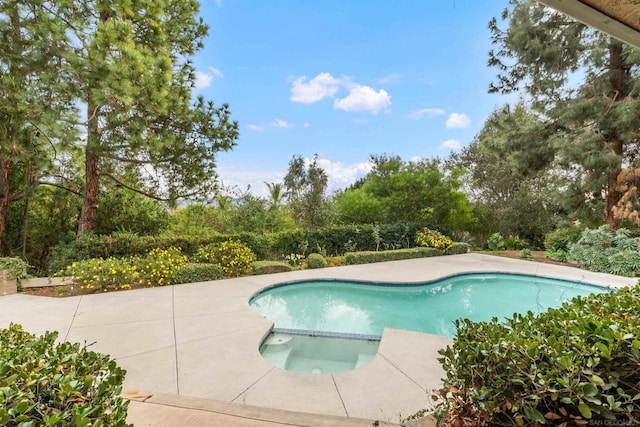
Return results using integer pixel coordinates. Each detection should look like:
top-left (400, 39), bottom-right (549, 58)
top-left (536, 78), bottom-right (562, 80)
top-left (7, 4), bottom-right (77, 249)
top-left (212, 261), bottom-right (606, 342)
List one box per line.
top-left (0, 1), bottom-right (78, 254)
top-left (56, 0), bottom-right (239, 234)
top-left (489, 0), bottom-right (640, 229)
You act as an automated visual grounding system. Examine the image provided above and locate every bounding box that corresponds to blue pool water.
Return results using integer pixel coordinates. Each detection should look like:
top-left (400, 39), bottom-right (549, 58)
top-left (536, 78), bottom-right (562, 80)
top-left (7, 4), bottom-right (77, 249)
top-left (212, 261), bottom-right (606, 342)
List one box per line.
top-left (250, 273), bottom-right (607, 338)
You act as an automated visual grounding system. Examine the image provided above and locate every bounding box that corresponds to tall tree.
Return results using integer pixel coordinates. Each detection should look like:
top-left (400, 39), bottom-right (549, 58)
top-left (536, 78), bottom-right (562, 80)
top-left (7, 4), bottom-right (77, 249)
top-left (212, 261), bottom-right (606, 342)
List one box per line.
top-left (489, 0), bottom-right (640, 229)
top-left (452, 103), bottom-right (566, 243)
top-left (335, 154), bottom-right (474, 230)
top-left (55, 0), bottom-right (239, 234)
top-left (283, 154), bottom-right (331, 228)
top-left (0, 1), bottom-right (78, 255)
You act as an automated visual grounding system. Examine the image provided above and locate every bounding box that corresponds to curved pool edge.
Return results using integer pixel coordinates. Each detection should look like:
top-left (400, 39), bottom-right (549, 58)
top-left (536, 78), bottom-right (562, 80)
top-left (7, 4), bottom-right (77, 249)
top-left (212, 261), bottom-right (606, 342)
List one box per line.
top-left (247, 269), bottom-right (614, 305)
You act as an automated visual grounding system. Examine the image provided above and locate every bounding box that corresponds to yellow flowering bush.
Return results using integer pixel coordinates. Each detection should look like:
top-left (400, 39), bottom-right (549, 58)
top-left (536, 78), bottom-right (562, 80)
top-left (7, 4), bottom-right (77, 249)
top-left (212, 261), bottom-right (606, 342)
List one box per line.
top-left (58, 247), bottom-right (187, 291)
top-left (137, 247), bottom-right (187, 286)
top-left (59, 257), bottom-right (139, 291)
top-left (415, 227), bottom-right (453, 250)
top-left (195, 241), bottom-right (256, 278)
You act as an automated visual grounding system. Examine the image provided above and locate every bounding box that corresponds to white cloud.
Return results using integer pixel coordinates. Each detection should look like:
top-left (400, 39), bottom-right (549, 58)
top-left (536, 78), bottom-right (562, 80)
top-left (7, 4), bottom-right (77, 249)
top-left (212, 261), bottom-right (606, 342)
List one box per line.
top-left (440, 139), bottom-right (462, 150)
top-left (194, 66), bottom-right (224, 89)
top-left (408, 108), bottom-right (446, 120)
top-left (376, 73), bottom-right (401, 84)
top-left (290, 72), bottom-right (345, 104)
top-left (446, 113), bottom-right (470, 128)
top-left (216, 157), bottom-right (372, 198)
top-left (334, 86), bottom-right (391, 114)
top-left (194, 72), bottom-right (213, 89)
top-left (247, 118), bottom-right (294, 131)
top-left (313, 158), bottom-right (373, 192)
top-left (303, 122), bottom-right (310, 128)
top-left (272, 118), bottom-right (294, 128)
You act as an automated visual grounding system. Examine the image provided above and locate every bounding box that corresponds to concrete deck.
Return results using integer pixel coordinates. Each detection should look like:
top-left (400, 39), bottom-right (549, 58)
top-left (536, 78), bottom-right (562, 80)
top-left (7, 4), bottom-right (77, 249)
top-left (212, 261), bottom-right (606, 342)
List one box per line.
top-left (0, 254), bottom-right (635, 425)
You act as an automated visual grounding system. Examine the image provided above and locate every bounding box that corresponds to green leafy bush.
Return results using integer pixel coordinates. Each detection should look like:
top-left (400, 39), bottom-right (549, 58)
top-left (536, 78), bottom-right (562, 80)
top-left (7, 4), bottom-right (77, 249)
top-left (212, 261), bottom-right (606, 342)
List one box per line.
top-left (505, 234), bottom-right (529, 250)
top-left (445, 242), bottom-right (470, 255)
top-left (306, 253), bottom-right (327, 269)
top-left (195, 241), bottom-right (256, 277)
top-left (345, 247), bottom-right (443, 265)
top-left (519, 248), bottom-right (532, 259)
top-left (569, 226), bottom-right (640, 276)
top-left (0, 324), bottom-right (130, 426)
top-left (0, 257), bottom-right (29, 285)
top-left (415, 227), bottom-right (453, 250)
top-left (486, 232), bottom-right (506, 251)
top-left (173, 263), bottom-right (223, 283)
top-left (544, 226), bottom-right (583, 262)
top-left (325, 256), bottom-right (347, 267)
top-left (545, 226), bottom-right (583, 252)
top-left (252, 261), bottom-right (293, 275)
top-left (436, 284), bottom-right (640, 425)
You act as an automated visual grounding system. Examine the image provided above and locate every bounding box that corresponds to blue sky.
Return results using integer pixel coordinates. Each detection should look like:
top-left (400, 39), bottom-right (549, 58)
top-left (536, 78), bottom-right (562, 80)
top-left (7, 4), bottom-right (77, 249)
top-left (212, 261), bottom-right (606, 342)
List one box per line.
top-left (192, 0), bottom-right (513, 196)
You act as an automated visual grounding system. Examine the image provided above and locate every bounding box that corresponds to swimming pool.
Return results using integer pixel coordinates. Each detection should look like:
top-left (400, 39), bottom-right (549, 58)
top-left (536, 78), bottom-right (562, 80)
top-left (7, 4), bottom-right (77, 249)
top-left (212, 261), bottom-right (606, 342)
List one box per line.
top-left (250, 273), bottom-right (607, 373)
top-left (250, 273), bottom-right (607, 337)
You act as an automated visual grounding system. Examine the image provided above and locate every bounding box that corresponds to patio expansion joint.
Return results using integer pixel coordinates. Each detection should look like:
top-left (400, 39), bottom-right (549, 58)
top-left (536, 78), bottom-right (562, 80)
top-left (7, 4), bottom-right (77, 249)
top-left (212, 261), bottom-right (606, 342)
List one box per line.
top-left (171, 286), bottom-right (180, 395)
top-left (378, 352), bottom-right (428, 393)
top-left (63, 295), bottom-right (83, 342)
top-left (230, 366), bottom-right (275, 403)
top-left (331, 373), bottom-right (349, 417)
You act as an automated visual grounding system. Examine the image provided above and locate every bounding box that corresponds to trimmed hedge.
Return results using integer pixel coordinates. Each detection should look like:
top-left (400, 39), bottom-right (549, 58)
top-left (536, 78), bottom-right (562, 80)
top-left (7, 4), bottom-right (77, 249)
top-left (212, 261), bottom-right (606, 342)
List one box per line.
top-left (173, 263), bottom-right (223, 283)
top-left (446, 242), bottom-right (470, 255)
top-left (0, 324), bottom-right (130, 426)
top-left (345, 247), bottom-right (443, 265)
top-left (46, 223), bottom-right (456, 272)
top-left (252, 261), bottom-right (293, 275)
top-left (436, 284), bottom-right (640, 425)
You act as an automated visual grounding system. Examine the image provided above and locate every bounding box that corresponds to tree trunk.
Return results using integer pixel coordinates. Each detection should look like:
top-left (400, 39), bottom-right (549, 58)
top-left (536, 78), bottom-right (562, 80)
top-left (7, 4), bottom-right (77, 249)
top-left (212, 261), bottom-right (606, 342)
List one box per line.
top-left (605, 42), bottom-right (626, 230)
top-left (78, 98), bottom-right (100, 235)
top-left (0, 158), bottom-right (10, 256)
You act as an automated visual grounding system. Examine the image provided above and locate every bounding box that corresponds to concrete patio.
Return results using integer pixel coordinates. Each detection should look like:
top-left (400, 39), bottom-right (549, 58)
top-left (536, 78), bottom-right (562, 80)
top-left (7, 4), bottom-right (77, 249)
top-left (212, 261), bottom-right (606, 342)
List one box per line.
top-left (0, 253), bottom-right (634, 425)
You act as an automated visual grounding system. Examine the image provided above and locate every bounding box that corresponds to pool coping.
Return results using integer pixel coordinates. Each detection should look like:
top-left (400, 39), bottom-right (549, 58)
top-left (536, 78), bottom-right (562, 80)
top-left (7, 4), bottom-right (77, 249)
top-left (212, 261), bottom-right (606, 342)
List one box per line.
top-left (0, 253), bottom-right (635, 424)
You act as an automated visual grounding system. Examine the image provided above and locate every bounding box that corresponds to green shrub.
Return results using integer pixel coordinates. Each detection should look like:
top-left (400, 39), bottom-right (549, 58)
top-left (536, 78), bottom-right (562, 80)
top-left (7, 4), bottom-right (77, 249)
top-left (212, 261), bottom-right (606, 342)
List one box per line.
top-left (0, 257), bottom-right (29, 285)
top-left (252, 261), bottom-right (293, 275)
top-left (173, 263), bottom-right (223, 283)
top-left (345, 251), bottom-right (386, 265)
top-left (505, 234), bottom-right (529, 250)
top-left (415, 227), bottom-right (453, 250)
top-left (306, 253), bottom-right (327, 269)
top-left (345, 247), bottom-right (443, 265)
top-left (195, 241), bottom-right (256, 277)
top-left (486, 232), bottom-right (506, 251)
top-left (519, 248), bottom-right (532, 259)
top-left (325, 256), bottom-right (347, 267)
top-left (0, 324), bottom-right (130, 426)
top-left (545, 249), bottom-right (569, 262)
top-left (445, 242), bottom-right (470, 255)
top-left (544, 225), bottom-right (583, 252)
top-left (569, 226), bottom-right (640, 276)
top-left (436, 285), bottom-right (640, 425)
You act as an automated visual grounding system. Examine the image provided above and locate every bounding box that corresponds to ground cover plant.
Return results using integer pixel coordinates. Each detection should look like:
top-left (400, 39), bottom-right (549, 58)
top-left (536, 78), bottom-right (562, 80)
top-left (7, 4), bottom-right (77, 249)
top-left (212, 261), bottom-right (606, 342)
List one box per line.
top-left (0, 324), bottom-right (130, 426)
top-left (569, 226), bottom-right (640, 277)
top-left (436, 284), bottom-right (640, 425)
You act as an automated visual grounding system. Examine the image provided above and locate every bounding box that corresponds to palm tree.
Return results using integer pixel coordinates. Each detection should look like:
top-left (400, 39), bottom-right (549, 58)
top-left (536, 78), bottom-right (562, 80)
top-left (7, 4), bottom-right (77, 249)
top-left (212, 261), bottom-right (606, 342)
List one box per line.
top-left (265, 181), bottom-right (284, 208)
